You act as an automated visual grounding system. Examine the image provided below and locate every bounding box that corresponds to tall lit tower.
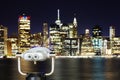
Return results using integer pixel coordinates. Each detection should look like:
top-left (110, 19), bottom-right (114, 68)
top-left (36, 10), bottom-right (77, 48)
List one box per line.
top-left (73, 16), bottom-right (78, 38)
top-left (109, 26), bottom-right (115, 40)
top-left (43, 23), bottom-right (49, 47)
top-left (92, 25), bottom-right (103, 55)
top-left (68, 23), bottom-right (74, 38)
top-left (109, 26), bottom-right (115, 55)
top-left (0, 25), bottom-right (7, 56)
top-left (18, 14), bottom-right (31, 53)
top-left (49, 9), bottom-right (63, 55)
top-left (68, 16), bottom-right (78, 38)
top-left (49, 24), bottom-right (62, 55)
top-left (81, 29), bottom-right (94, 56)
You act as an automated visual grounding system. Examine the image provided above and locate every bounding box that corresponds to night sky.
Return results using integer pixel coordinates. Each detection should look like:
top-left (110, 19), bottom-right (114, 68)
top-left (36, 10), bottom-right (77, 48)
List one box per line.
top-left (0, 0), bottom-right (120, 36)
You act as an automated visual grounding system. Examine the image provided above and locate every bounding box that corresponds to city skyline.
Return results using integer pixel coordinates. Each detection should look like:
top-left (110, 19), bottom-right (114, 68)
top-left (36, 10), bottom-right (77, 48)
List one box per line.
top-left (0, 14), bottom-right (120, 56)
top-left (0, 0), bottom-right (120, 36)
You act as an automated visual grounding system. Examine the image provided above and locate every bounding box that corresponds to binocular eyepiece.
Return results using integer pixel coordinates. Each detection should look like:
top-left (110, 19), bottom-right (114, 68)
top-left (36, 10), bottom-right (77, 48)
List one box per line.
top-left (19, 47), bottom-right (51, 61)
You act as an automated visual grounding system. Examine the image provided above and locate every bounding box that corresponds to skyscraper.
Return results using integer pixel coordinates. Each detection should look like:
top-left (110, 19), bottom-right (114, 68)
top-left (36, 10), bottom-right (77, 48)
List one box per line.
top-left (18, 14), bottom-right (31, 53)
top-left (68, 23), bottom-right (74, 38)
top-left (61, 23), bottom-right (69, 38)
top-left (49, 24), bottom-right (62, 55)
top-left (73, 16), bottom-right (78, 38)
top-left (0, 25), bottom-right (7, 56)
top-left (92, 25), bottom-right (103, 55)
top-left (30, 33), bottom-right (42, 47)
top-left (8, 35), bottom-right (18, 56)
top-left (109, 26), bottom-right (115, 40)
top-left (68, 17), bottom-right (78, 38)
top-left (43, 23), bottom-right (49, 47)
top-left (49, 9), bottom-right (62, 55)
top-left (81, 29), bottom-right (95, 56)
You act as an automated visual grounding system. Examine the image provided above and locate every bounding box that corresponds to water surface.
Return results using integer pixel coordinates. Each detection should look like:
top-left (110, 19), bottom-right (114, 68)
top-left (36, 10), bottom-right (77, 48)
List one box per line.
top-left (0, 58), bottom-right (120, 80)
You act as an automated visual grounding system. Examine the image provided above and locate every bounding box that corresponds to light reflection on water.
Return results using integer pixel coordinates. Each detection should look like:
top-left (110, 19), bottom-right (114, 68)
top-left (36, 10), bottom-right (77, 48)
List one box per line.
top-left (92, 58), bottom-right (106, 80)
top-left (0, 58), bottom-right (120, 80)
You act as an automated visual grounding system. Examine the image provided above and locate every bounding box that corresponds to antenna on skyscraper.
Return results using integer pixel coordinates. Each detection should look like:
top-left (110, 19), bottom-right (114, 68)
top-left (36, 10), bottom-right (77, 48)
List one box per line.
top-left (55, 9), bottom-right (61, 25)
top-left (57, 9), bottom-right (60, 20)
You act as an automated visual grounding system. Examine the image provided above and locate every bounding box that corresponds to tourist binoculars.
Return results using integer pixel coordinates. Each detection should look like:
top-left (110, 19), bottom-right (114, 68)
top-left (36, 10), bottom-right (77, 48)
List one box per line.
top-left (16, 47), bottom-right (55, 77)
